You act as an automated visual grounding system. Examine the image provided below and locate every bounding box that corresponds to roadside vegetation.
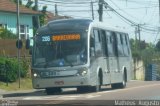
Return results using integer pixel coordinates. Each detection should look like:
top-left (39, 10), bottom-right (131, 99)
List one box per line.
top-left (130, 38), bottom-right (160, 77)
top-left (0, 78), bottom-right (32, 91)
top-left (0, 57), bottom-right (31, 91)
top-left (0, 0), bottom-right (48, 91)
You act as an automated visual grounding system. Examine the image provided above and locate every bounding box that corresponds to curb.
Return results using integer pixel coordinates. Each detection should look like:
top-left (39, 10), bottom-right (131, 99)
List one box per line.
top-left (0, 95), bottom-right (2, 98)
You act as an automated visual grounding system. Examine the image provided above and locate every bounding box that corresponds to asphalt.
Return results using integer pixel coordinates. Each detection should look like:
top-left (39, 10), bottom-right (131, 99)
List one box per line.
top-left (0, 89), bottom-right (6, 98)
top-left (0, 89), bottom-right (42, 99)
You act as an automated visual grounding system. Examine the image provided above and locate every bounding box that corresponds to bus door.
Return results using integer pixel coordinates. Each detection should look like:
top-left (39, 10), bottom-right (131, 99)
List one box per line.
top-left (113, 33), bottom-right (123, 82)
top-left (100, 30), bottom-right (111, 84)
top-left (106, 31), bottom-right (119, 83)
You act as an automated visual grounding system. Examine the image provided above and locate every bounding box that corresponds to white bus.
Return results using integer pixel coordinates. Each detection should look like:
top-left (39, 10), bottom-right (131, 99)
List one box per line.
top-left (31, 19), bottom-right (133, 94)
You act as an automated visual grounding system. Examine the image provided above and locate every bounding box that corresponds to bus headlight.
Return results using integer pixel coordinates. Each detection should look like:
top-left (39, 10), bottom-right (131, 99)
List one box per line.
top-left (77, 68), bottom-right (88, 76)
top-left (34, 73), bottom-right (38, 77)
top-left (33, 72), bottom-right (40, 78)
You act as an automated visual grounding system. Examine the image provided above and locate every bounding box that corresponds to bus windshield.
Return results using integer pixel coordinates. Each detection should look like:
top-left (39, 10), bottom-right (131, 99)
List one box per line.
top-left (33, 31), bottom-right (88, 68)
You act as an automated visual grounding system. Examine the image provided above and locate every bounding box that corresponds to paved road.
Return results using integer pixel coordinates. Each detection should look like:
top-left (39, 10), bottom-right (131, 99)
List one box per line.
top-left (1, 80), bottom-right (160, 105)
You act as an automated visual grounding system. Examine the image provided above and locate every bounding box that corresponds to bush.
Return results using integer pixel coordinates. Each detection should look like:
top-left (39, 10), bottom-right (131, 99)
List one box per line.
top-left (0, 57), bottom-right (29, 82)
top-left (0, 28), bottom-right (17, 39)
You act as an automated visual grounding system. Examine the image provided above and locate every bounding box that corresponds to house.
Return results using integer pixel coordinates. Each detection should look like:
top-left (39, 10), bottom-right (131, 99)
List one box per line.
top-left (0, 0), bottom-right (40, 40)
top-left (45, 11), bottom-right (72, 22)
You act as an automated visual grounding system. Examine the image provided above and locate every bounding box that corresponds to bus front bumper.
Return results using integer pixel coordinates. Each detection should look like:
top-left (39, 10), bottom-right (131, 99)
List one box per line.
top-left (32, 76), bottom-right (90, 89)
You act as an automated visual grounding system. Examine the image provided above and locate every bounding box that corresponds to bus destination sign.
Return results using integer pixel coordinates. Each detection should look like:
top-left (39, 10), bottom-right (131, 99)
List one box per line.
top-left (52, 34), bottom-right (80, 41)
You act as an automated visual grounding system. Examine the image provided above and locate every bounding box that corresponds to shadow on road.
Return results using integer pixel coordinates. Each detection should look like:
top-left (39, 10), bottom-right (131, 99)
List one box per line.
top-left (3, 86), bottom-right (113, 98)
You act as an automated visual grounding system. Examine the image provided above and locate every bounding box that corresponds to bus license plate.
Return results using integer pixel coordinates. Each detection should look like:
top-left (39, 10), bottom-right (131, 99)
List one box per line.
top-left (55, 81), bottom-right (64, 85)
top-left (41, 71), bottom-right (60, 77)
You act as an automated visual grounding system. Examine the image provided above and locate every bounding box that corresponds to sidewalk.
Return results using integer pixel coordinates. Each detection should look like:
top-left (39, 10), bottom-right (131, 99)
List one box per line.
top-left (0, 89), bottom-right (6, 98)
top-left (0, 89), bottom-right (44, 99)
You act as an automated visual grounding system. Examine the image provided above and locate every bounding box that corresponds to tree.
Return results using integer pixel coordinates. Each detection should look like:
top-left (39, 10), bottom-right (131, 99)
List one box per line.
top-left (13, 0), bottom-right (22, 5)
top-left (156, 39), bottom-right (160, 51)
top-left (39, 6), bottom-right (47, 26)
top-left (0, 28), bottom-right (16, 39)
top-left (25, 0), bottom-right (33, 8)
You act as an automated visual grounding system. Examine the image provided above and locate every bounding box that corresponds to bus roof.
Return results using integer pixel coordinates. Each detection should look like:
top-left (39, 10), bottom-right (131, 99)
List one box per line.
top-left (37, 19), bottom-right (128, 34)
top-left (90, 21), bottom-right (128, 34)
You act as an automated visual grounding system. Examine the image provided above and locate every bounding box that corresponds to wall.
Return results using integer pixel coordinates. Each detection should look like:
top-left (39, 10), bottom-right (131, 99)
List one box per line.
top-left (0, 39), bottom-right (30, 57)
top-left (133, 59), bottom-right (145, 80)
top-left (0, 12), bottom-right (33, 38)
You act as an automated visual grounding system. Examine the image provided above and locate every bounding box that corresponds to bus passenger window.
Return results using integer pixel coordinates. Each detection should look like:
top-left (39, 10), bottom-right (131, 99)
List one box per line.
top-left (93, 29), bottom-right (103, 57)
top-left (90, 30), bottom-right (95, 57)
top-left (120, 34), bottom-right (123, 44)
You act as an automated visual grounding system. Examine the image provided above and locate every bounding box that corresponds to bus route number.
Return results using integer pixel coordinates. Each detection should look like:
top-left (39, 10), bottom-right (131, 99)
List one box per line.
top-left (42, 36), bottom-right (50, 42)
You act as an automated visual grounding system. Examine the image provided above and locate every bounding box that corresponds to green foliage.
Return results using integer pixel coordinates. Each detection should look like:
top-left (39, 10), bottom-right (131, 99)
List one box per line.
top-left (39, 6), bottom-right (48, 26)
top-left (0, 57), bottom-right (29, 82)
top-left (0, 28), bottom-right (17, 39)
top-left (13, 0), bottom-right (22, 5)
top-left (5, 59), bottom-right (18, 82)
top-left (155, 39), bottom-right (160, 51)
top-left (130, 38), bottom-right (160, 77)
top-left (25, 0), bottom-right (33, 8)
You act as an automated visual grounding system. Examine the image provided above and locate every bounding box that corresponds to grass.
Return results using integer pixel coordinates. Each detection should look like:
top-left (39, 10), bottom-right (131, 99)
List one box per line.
top-left (0, 78), bottom-right (33, 91)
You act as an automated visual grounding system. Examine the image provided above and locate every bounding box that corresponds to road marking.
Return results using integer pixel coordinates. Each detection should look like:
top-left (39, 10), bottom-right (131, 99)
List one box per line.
top-left (86, 94), bottom-right (101, 99)
top-left (23, 97), bottom-right (42, 100)
top-left (23, 83), bottom-right (160, 100)
top-left (96, 83), bottom-right (160, 95)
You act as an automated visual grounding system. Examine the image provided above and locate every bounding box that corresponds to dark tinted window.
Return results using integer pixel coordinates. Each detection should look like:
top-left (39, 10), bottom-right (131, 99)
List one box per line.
top-left (93, 29), bottom-right (103, 57)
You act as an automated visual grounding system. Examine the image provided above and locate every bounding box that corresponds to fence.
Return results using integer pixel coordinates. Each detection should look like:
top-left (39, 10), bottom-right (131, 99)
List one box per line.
top-left (145, 64), bottom-right (158, 81)
top-left (0, 39), bottom-right (30, 57)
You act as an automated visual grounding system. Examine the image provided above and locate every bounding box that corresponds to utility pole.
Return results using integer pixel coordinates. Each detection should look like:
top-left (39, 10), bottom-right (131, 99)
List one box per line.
top-left (135, 27), bottom-right (138, 50)
top-left (137, 24), bottom-right (141, 49)
top-left (159, 0), bottom-right (160, 23)
top-left (133, 24), bottom-right (144, 50)
top-left (91, 0), bottom-right (94, 20)
top-left (55, 4), bottom-right (58, 16)
top-left (35, 0), bottom-right (40, 28)
top-left (98, 0), bottom-right (103, 22)
top-left (16, 0), bottom-right (21, 88)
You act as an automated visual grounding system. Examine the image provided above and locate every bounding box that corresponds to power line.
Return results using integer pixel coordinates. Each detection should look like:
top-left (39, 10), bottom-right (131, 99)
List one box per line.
top-left (108, 0), bottom-right (141, 24)
top-left (103, 1), bottom-right (136, 25)
top-left (39, 0), bottom-right (97, 4)
top-left (103, 1), bottom-right (158, 32)
top-left (117, 0), bottom-right (158, 5)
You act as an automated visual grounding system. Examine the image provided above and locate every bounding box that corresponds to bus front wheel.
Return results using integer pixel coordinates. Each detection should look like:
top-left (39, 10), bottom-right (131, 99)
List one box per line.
top-left (90, 76), bottom-right (101, 92)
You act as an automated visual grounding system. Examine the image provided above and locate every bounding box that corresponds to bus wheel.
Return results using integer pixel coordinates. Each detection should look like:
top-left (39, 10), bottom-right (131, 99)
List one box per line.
top-left (111, 74), bottom-right (126, 89)
top-left (91, 76), bottom-right (101, 92)
top-left (77, 86), bottom-right (89, 93)
top-left (118, 73), bottom-right (127, 88)
top-left (46, 87), bottom-right (62, 95)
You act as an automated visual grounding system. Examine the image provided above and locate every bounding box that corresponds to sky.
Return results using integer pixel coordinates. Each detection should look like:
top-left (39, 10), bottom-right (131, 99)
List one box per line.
top-left (23, 0), bottom-right (160, 44)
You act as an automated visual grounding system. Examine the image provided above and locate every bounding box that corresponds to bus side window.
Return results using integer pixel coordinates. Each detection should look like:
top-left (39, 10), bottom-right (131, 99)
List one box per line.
top-left (93, 29), bottom-right (103, 57)
top-left (126, 34), bottom-right (131, 55)
top-left (90, 30), bottom-right (95, 57)
top-left (123, 34), bottom-right (129, 56)
top-left (101, 30), bottom-right (108, 57)
top-left (106, 31), bottom-right (115, 56)
top-left (115, 33), bottom-right (124, 56)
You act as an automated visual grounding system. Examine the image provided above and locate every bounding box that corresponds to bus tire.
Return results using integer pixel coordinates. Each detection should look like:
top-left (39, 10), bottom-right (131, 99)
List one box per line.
top-left (46, 87), bottom-right (62, 95)
top-left (111, 73), bottom-right (126, 89)
top-left (77, 86), bottom-right (90, 93)
top-left (118, 72), bottom-right (127, 88)
top-left (90, 76), bottom-right (101, 92)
